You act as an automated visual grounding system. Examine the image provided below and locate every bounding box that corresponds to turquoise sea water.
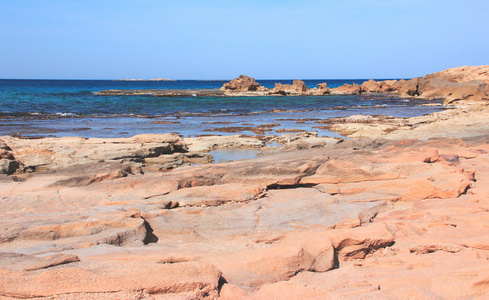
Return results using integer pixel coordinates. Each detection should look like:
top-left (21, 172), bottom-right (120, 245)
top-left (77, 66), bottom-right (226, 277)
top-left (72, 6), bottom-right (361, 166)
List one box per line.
top-left (0, 79), bottom-right (443, 138)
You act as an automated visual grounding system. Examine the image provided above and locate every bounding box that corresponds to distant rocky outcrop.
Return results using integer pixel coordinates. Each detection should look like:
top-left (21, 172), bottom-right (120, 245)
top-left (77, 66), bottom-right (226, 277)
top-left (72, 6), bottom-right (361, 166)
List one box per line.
top-left (220, 75), bottom-right (267, 93)
top-left (330, 83), bottom-right (364, 95)
top-left (271, 80), bottom-right (308, 95)
top-left (308, 82), bottom-right (331, 95)
top-left (99, 66), bottom-right (489, 105)
top-left (328, 65), bottom-right (489, 105)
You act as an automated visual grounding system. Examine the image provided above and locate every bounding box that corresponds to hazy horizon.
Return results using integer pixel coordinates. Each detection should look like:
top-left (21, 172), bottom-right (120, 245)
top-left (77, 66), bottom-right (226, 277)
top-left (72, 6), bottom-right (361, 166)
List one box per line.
top-left (1, 1), bottom-right (488, 80)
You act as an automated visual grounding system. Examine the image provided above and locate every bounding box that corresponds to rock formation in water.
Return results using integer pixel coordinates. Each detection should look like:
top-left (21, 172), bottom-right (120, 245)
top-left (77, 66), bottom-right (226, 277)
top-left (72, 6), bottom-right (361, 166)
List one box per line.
top-left (271, 79), bottom-right (309, 95)
top-left (219, 75), bottom-right (267, 94)
top-left (308, 82), bottom-right (331, 95)
top-left (97, 66), bottom-right (489, 105)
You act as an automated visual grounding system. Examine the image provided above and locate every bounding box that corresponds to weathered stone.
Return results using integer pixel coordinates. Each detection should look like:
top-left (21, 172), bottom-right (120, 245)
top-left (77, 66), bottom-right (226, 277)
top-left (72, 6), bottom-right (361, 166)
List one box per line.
top-left (1, 134), bottom-right (187, 171)
top-left (0, 252), bottom-right (80, 271)
top-left (220, 75), bottom-right (266, 92)
top-left (330, 83), bottom-right (364, 95)
top-left (0, 260), bottom-right (222, 298)
top-left (0, 159), bottom-right (21, 175)
top-left (271, 80), bottom-right (308, 95)
top-left (160, 183), bottom-right (266, 207)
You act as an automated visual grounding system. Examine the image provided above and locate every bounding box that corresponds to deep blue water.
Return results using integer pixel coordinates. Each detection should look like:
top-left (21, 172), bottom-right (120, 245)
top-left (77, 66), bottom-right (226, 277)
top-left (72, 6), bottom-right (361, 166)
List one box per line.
top-left (0, 79), bottom-right (443, 138)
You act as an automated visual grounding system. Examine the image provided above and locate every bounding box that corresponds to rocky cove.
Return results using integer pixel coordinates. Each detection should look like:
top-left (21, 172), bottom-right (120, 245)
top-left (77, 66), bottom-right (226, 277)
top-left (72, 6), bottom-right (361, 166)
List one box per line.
top-left (1, 66), bottom-right (489, 299)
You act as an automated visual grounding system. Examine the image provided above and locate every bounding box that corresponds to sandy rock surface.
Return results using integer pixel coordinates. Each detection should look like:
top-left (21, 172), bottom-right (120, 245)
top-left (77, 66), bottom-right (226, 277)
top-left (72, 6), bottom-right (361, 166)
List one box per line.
top-left (1, 128), bottom-right (489, 298)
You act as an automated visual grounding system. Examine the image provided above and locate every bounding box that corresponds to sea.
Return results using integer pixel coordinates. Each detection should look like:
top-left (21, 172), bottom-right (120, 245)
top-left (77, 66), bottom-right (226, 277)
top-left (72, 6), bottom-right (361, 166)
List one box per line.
top-left (0, 79), bottom-right (444, 139)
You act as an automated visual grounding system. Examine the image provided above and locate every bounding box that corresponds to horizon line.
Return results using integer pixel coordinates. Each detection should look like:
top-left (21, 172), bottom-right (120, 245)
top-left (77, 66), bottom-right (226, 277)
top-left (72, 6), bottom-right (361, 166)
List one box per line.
top-left (0, 77), bottom-right (408, 81)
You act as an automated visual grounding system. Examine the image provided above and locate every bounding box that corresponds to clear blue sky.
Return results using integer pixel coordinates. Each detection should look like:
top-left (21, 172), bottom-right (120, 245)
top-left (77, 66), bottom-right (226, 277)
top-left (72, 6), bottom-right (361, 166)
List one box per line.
top-left (1, 0), bottom-right (488, 80)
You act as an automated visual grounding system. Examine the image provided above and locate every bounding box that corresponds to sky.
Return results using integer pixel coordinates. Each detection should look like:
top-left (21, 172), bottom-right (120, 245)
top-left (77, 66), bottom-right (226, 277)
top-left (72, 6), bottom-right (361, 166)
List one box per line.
top-left (0, 0), bottom-right (488, 80)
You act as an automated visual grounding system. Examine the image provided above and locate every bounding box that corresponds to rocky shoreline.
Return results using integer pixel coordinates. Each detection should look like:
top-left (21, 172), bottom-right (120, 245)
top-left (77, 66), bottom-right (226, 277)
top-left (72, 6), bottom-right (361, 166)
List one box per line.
top-left (97, 66), bottom-right (489, 106)
top-left (1, 66), bottom-right (489, 299)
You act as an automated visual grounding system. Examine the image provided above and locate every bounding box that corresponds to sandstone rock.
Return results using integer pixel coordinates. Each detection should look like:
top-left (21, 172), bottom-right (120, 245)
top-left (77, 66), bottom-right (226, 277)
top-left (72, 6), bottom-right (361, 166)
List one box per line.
top-left (183, 135), bottom-right (265, 152)
top-left (0, 252), bottom-right (80, 271)
top-left (144, 152), bottom-right (214, 170)
top-left (0, 149), bottom-right (14, 160)
top-left (300, 159), bottom-right (400, 185)
top-left (18, 216), bottom-right (147, 247)
top-left (330, 83), bottom-right (364, 95)
top-left (213, 243), bottom-right (313, 287)
top-left (321, 65), bottom-right (489, 105)
top-left (426, 65), bottom-right (489, 84)
top-left (220, 152), bottom-right (328, 187)
top-left (1, 134), bottom-right (187, 171)
top-left (360, 79), bottom-right (382, 93)
top-left (271, 80), bottom-right (308, 95)
top-left (359, 79), bottom-right (398, 93)
top-left (0, 260), bottom-right (221, 299)
top-left (49, 163), bottom-right (141, 187)
top-left (255, 281), bottom-right (333, 299)
top-left (219, 284), bottom-right (252, 299)
top-left (307, 82), bottom-right (331, 95)
top-left (0, 139), bottom-right (12, 150)
top-left (0, 159), bottom-right (21, 175)
top-left (392, 65), bottom-right (489, 104)
top-left (220, 75), bottom-right (266, 92)
top-left (2, 127), bottom-right (489, 298)
top-left (444, 81), bottom-right (489, 104)
top-left (326, 222), bottom-right (394, 261)
top-left (396, 77), bottom-right (422, 96)
top-left (159, 183), bottom-right (266, 207)
top-left (212, 230), bottom-right (334, 288)
top-left (315, 183), bottom-right (340, 195)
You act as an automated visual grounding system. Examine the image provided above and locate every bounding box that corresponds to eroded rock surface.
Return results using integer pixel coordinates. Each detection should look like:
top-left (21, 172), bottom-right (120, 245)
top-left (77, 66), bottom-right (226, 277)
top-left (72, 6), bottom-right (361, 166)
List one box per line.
top-left (329, 65), bottom-right (489, 105)
top-left (1, 132), bottom-right (489, 298)
top-left (1, 134), bottom-right (187, 172)
top-left (271, 80), bottom-right (309, 95)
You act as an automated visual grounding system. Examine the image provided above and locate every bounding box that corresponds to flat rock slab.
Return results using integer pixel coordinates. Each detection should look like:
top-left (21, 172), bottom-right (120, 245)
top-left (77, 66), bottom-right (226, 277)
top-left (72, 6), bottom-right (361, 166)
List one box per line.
top-left (1, 134), bottom-right (488, 298)
top-left (0, 260), bottom-right (221, 299)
